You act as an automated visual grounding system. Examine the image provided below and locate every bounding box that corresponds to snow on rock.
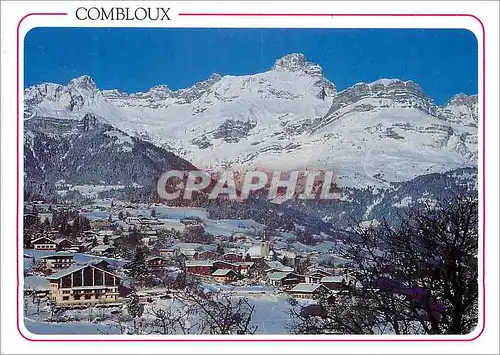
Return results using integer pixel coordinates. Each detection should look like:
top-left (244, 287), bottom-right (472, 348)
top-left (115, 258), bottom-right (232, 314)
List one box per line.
top-left (24, 54), bottom-right (478, 188)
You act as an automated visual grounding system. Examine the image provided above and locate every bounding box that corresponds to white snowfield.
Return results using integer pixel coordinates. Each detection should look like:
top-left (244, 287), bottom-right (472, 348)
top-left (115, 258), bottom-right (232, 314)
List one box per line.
top-left (24, 53), bottom-right (478, 188)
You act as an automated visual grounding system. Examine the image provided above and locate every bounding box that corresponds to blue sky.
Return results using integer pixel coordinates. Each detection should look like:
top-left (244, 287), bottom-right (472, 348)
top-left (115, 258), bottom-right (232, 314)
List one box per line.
top-left (24, 28), bottom-right (477, 104)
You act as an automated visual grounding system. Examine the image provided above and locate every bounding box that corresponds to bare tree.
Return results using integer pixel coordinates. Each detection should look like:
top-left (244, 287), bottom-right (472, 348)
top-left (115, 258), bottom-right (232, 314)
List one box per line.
top-left (177, 283), bottom-right (258, 335)
top-left (145, 281), bottom-right (258, 335)
top-left (289, 196), bottom-right (478, 335)
top-left (147, 304), bottom-right (194, 335)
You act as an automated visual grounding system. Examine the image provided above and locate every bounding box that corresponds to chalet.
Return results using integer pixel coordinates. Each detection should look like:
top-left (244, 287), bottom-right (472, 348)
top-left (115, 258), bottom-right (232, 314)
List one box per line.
top-left (47, 264), bottom-right (121, 306)
top-left (54, 238), bottom-right (74, 251)
top-left (321, 274), bottom-right (358, 291)
top-left (142, 230), bottom-right (158, 239)
top-left (195, 251), bottom-right (219, 260)
top-left (305, 269), bottom-right (333, 284)
top-left (32, 237), bottom-right (57, 251)
top-left (185, 260), bottom-right (213, 276)
top-left (178, 249), bottom-right (199, 259)
top-left (212, 269), bottom-right (238, 283)
top-left (288, 283), bottom-right (332, 299)
top-left (90, 219), bottom-right (111, 230)
top-left (159, 248), bottom-right (177, 258)
top-left (237, 261), bottom-right (255, 276)
top-left (91, 245), bottom-right (115, 257)
top-left (213, 260), bottom-right (241, 274)
top-left (265, 260), bottom-right (294, 273)
top-left (221, 252), bottom-right (243, 263)
top-left (146, 256), bottom-right (170, 272)
top-left (42, 254), bottom-right (74, 270)
top-left (268, 271), bottom-right (303, 288)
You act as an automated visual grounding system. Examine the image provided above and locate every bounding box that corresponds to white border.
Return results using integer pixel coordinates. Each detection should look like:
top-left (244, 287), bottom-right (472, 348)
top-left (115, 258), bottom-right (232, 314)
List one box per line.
top-left (1, 1), bottom-right (499, 354)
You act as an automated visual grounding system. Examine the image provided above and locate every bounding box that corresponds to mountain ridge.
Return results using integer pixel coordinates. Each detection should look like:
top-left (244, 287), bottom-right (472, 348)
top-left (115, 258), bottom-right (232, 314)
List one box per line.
top-left (24, 53), bottom-right (478, 188)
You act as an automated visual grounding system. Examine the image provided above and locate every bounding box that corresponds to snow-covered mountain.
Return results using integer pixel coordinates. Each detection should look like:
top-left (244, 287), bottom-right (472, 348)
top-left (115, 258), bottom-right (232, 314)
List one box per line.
top-left (24, 114), bottom-right (196, 200)
top-left (24, 53), bottom-right (478, 188)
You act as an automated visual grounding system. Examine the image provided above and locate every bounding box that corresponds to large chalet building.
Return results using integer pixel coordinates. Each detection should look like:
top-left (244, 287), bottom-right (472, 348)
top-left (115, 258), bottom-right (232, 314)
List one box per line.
top-left (31, 237), bottom-right (58, 251)
top-left (185, 260), bottom-right (213, 276)
top-left (145, 256), bottom-right (170, 273)
top-left (47, 264), bottom-right (120, 306)
top-left (42, 254), bottom-right (74, 270)
top-left (288, 283), bottom-right (332, 300)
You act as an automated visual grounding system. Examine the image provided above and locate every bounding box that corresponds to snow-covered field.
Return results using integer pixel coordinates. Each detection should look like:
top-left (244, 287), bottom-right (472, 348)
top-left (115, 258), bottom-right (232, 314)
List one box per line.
top-left (203, 219), bottom-right (264, 237)
top-left (24, 318), bottom-right (121, 335)
top-left (22, 289), bottom-right (293, 335)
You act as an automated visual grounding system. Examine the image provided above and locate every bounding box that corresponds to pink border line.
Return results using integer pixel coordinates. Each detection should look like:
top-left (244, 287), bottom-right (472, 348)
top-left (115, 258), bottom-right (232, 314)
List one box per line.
top-left (16, 12), bottom-right (486, 343)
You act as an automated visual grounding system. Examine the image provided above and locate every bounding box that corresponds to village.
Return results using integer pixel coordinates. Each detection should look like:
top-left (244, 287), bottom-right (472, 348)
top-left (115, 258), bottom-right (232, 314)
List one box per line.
top-left (22, 198), bottom-right (358, 334)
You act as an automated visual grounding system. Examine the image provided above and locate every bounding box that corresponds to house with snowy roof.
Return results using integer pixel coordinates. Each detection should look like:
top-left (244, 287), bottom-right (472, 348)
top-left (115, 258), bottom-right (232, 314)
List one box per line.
top-left (185, 260), bottom-right (214, 276)
top-left (90, 244), bottom-right (115, 257)
top-left (212, 269), bottom-right (238, 283)
top-left (146, 256), bottom-right (170, 273)
top-left (268, 271), bottom-right (304, 288)
top-left (321, 274), bottom-right (358, 291)
top-left (41, 253), bottom-right (74, 270)
top-left (31, 237), bottom-right (58, 251)
top-left (305, 269), bottom-right (333, 284)
top-left (288, 283), bottom-right (332, 299)
top-left (265, 260), bottom-right (294, 273)
top-left (54, 238), bottom-right (74, 251)
top-left (46, 264), bottom-right (121, 306)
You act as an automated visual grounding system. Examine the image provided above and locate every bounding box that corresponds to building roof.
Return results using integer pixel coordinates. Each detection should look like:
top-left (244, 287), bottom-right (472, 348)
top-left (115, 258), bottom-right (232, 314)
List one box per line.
top-left (32, 236), bottom-right (57, 244)
top-left (268, 271), bottom-right (297, 281)
top-left (185, 260), bottom-right (213, 267)
top-left (146, 256), bottom-right (167, 262)
top-left (46, 264), bottom-right (119, 280)
top-left (265, 260), bottom-right (294, 272)
top-left (91, 244), bottom-right (115, 252)
top-left (289, 283), bottom-right (328, 294)
top-left (212, 269), bottom-right (237, 276)
top-left (54, 238), bottom-right (73, 244)
top-left (178, 249), bottom-right (198, 257)
top-left (306, 269), bottom-right (333, 277)
top-left (213, 260), bottom-right (239, 267)
top-left (237, 262), bottom-right (255, 268)
top-left (89, 259), bottom-right (110, 265)
top-left (46, 264), bottom-right (87, 280)
top-left (222, 252), bottom-right (242, 257)
top-left (321, 276), bottom-right (345, 283)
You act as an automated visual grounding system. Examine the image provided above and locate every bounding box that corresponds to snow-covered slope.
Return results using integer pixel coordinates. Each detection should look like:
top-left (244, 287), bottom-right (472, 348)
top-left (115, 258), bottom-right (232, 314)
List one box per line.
top-left (24, 53), bottom-right (478, 188)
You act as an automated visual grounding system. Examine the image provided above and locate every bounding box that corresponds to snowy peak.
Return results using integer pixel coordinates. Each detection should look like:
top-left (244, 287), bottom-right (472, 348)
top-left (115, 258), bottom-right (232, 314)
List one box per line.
top-left (437, 93), bottom-right (478, 127)
top-left (319, 78), bottom-right (436, 126)
top-left (446, 93), bottom-right (478, 107)
top-left (24, 75), bottom-right (104, 117)
top-left (272, 53), bottom-right (322, 76)
top-left (68, 75), bottom-right (97, 91)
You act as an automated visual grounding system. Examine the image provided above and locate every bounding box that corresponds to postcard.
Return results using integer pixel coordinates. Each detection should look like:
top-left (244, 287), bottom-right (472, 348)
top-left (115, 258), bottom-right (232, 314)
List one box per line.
top-left (1, 1), bottom-right (498, 354)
